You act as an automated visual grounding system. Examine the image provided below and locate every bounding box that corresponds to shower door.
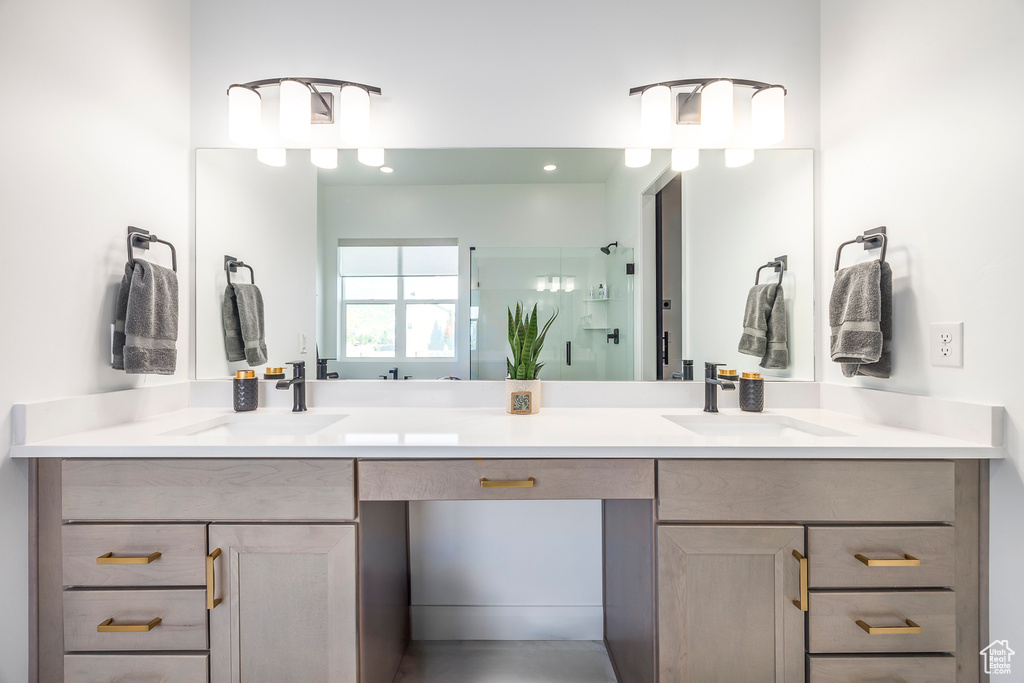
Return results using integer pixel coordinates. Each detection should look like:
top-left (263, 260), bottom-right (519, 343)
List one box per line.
top-left (470, 247), bottom-right (633, 380)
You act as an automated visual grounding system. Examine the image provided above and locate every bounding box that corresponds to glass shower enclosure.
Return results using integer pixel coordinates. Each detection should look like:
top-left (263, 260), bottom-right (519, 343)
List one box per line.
top-left (469, 247), bottom-right (634, 380)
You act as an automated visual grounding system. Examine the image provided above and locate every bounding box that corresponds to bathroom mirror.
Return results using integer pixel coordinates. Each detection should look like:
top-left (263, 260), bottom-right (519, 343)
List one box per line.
top-left (195, 148), bottom-right (813, 381)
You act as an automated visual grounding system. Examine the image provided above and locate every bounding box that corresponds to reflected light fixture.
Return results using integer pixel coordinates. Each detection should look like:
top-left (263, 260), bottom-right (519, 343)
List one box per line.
top-left (536, 277), bottom-right (546, 292)
top-left (256, 148), bottom-right (287, 167)
top-left (725, 148), bottom-right (755, 168)
top-left (310, 148), bottom-right (338, 170)
top-left (226, 77), bottom-right (383, 167)
top-left (358, 148), bottom-right (385, 167)
top-left (625, 148), bottom-right (652, 168)
top-left (380, 166), bottom-right (394, 174)
top-left (543, 164), bottom-right (557, 172)
top-left (628, 77), bottom-right (786, 170)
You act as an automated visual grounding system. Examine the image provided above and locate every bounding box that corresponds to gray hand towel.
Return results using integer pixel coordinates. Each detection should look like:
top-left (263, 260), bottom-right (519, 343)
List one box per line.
top-left (760, 285), bottom-right (789, 370)
top-left (122, 259), bottom-right (178, 375)
top-left (112, 262), bottom-right (132, 370)
top-left (830, 259), bottom-right (884, 371)
top-left (223, 283), bottom-right (267, 366)
top-left (842, 261), bottom-right (892, 378)
top-left (738, 283), bottom-right (790, 369)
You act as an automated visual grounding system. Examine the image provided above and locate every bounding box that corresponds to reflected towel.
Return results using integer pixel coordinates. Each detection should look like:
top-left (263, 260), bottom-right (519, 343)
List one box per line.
top-left (830, 259), bottom-right (887, 376)
top-left (223, 283), bottom-right (267, 366)
top-left (738, 283), bottom-right (789, 369)
top-left (116, 259), bottom-right (178, 375)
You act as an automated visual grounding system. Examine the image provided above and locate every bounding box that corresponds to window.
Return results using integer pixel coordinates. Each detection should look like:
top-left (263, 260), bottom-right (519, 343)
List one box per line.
top-left (338, 241), bottom-right (458, 360)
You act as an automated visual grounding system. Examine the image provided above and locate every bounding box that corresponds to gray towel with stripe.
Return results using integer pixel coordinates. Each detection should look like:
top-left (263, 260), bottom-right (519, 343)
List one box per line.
top-left (112, 259), bottom-right (178, 375)
top-left (830, 260), bottom-right (892, 378)
top-left (738, 283), bottom-right (789, 369)
top-left (223, 283), bottom-right (267, 366)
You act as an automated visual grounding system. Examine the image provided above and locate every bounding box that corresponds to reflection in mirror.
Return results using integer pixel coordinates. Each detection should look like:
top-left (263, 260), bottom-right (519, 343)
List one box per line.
top-left (194, 148), bottom-right (813, 381)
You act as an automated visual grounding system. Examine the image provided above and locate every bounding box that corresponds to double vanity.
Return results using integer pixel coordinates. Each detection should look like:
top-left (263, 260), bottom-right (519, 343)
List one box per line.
top-left (17, 381), bottom-right (1000, 682)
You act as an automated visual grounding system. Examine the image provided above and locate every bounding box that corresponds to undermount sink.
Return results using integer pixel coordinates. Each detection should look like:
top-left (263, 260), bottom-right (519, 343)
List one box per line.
top-left (662, 414), bottom-right (849, 438)
top-left (163, 413), bottom-right (347, 437)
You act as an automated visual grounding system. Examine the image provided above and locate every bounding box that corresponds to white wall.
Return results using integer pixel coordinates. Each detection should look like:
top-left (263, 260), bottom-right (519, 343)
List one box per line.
top-left (195, 149), bottom-right (318, 379)
top-left (0, 1), bottom-right (191, 679)
top-left (820, 0), bottom-right (1024, 655)
top-left (319, 183), bottom-right (607, 380)
top-left (684, 149), bottom-right (815, 381)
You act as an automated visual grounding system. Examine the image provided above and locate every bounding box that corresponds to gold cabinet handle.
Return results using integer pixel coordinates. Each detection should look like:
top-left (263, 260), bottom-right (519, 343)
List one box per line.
top-left (480, 477), bottom-right (535, 488)
top-left (207, 548), bottom-right (222, 609)
top-left (97, 617), bottom-right (161, 633)
top-left (856, 618), bottom-right (922, 635)
top-left (854, 553), bottom-right (921, 567)
top-left (96, 551), bottom-right (161, 565)
top-left (792, 549), bottom-right (808, 612)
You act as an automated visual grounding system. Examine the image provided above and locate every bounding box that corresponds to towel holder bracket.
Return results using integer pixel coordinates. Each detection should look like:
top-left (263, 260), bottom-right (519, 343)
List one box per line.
top-left (755, 255), bottom-right (788, 286)
top-left (863, 225), bottom-right (887, 250)
top-left (127, 226), bottom-right (177, 273)
top-left (834, 226), bottom-right (887, 273)
top-left (225, 255), bottom-right (255, 284)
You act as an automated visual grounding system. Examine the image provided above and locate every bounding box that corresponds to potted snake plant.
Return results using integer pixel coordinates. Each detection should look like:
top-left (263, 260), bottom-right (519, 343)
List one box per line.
top-left (506, 302), bottom-right (558, 414)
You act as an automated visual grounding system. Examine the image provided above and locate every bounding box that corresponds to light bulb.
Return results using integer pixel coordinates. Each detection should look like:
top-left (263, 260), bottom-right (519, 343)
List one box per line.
top-left (536, 277), bottom-right (546, 292)
top-left (338, 85), bottom-right (371, 145)
top-left (279, 79), bottom-right (312, 143)
top-left (624, 148), bottom-right (652, 168)
top-left (725, 148), bottom-right (755, 168)
top-left (227, 85), bottom-right (261, 145)
top-left (358, 148), bottom-right (385, 167)
top-left (310, 148), bottom-right (338, 170)
top-left (700, 79), bottom-right (734, 143)
top-left (640, 85), bottom-right (672, 146)
top-left (256, 148), bottom-right (287, 167)
top-left (671, 148), bottom-right (699, 172)
top-left (751, 85), bottom-right (785, 146)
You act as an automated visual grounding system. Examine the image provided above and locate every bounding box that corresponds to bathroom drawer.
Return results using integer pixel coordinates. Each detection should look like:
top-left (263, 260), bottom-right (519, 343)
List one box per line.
top-left (808, 655), bottom-right (955, 682)
top-left (657, 460), bottom-right (955, 522)
top-left (358, 459), bottom-right (655, 501)
top-left (808, 591), bottom-right (956, 654)
top-left (63, 589), bottom-right (208, 651)
top-left (62, 459), bottom-right (355, 521)
top-left (64, 653), bottom-right (209, 682)
top-left (808, 526), bottom-right (955, 588)
top-left (63, 524), bottom-right (207, 587)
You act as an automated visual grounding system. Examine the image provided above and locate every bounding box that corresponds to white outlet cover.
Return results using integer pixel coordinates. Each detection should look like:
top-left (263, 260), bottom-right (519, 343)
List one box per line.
top-left (931, 322), bottom-right (963, 367)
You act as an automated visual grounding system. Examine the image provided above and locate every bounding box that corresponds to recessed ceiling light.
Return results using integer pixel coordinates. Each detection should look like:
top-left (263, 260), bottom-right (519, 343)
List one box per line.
top-left (543, 164), bottom-right (557, 171)
top-left (380, 166), bottom-right (394, 173)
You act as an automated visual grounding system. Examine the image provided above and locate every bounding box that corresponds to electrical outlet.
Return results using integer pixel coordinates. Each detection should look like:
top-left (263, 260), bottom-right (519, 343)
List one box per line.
top-left (930, 322), bottom-right (963, 367)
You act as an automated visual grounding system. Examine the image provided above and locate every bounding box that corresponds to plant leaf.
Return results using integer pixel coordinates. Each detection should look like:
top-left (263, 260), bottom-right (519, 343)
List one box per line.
top-left (532, 308), bottom-right (559, 362)
top-left (519, 304), bottom-right (539, 375)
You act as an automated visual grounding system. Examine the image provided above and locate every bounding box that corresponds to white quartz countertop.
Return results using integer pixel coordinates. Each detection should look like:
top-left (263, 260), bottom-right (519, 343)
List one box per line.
top-left (11, 404), bottom-right (1003, 460)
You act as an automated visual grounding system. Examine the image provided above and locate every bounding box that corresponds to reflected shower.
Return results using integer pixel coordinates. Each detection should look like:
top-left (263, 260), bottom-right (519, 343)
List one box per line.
top-left (600, 241), bottom-right (619, 255)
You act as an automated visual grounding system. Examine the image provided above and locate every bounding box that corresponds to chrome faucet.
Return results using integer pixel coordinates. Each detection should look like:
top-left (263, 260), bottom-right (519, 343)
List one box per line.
top-left (703, 362), bottom-right (735, 413)
top-left (388, 367), bottom-right (399, 380)
top-left (276, 361), bottom-right (307, 412)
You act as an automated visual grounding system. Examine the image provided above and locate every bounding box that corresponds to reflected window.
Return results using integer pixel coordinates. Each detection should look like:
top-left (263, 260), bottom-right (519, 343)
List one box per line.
top-left (339, 241), bottom-right (458, 360)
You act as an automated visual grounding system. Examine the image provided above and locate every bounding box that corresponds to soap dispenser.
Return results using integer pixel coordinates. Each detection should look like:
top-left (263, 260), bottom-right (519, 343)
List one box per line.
top-left (233, 370), bottom-right (258, 412)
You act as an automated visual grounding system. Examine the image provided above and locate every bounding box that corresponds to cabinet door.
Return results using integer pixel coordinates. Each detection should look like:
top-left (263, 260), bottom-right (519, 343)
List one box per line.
top-left (209, 525), bottom-right (357, 683)
top-left (658, 525), bottom-right (805, 683)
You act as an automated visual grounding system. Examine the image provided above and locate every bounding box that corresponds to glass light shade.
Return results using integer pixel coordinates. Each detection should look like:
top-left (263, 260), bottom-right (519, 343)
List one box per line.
top-left (256, 148), bottom-right (287, 167)
top-left (279, 79), bottom-right (312, 143)
top-left (725, 148), bottom-right (755, 168)
top-left (338, 85), bottom-right (371, 145)
top-left (624, 148), bottom-right (652, 168)
top-left (671, 148), bottom-right (699, 172)
top-left (565, 277), bottom-right (575, 293)
top-left (536, 277), bottom-right (546, 292)
top-left (227, 86), bottom-right (261, 145)
top-left (700, 79), bottom-right (734, 143)
top-left (358, 147), bottom-right (385, 167)
top-left (550, 276), bottom-right (560, 292)
top-left (640, 85), bottom-right (672, 146)
top-left (310, 148), bottom-right (338, 170)
top-left (751, 85), bottom-right (785, 145)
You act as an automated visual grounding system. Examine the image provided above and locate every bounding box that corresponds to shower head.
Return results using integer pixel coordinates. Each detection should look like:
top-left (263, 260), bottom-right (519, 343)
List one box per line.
top-left (601, 241), bottom-right (619, 255)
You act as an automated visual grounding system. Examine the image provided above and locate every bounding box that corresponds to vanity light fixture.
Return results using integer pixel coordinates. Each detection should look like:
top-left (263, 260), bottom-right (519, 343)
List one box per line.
top-left (628, 77), bottom-right (787, 169)
top-left (358, 148), bottom-right (385, 167)
top-left (227, 77), bottom-right (383, 167)
top-left (724, 148), bottom-right (755, 168)
top-left (543, 164), bottom-right (557, 172)
top-left (624, 148), bottom-right (652, 168)
top-left (310, 148), bottom-right (338, 170)
top-left (256, 148), bottom-right (287, 167)
top-left (379, 166), bottom-right (394, 174)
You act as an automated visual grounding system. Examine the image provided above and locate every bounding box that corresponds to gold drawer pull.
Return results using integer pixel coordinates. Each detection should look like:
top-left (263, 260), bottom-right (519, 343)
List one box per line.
top-left (207, 548), bottom-right (222, 609)
top-left (480, 477), bottom-right (535, 488)
top-left (856, 618), bottom-right (922, 635)
top-left (855, 553), bottom-right (921, 567)
top-left (792, 549), bottom-right (808, 612)
top-left (97, 551), bottom-right (161, 565)
top-left (97, 617), bottom-right (162, 633)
